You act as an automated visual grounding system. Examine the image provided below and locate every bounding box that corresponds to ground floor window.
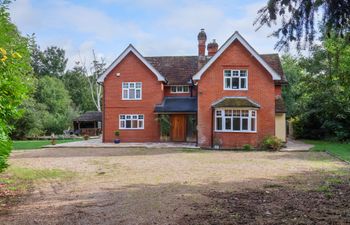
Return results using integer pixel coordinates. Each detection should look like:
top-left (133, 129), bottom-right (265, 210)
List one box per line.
top-left (215, 109), bottom-right (256, 132)
top-left (119, 114), bottom-right (144, 129)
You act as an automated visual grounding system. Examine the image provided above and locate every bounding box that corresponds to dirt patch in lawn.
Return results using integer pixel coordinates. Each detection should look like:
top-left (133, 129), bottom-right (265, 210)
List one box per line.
top-left (179, 170), bottom-right (350, 225)
top-left (1, 148), bottom-right (349, 225)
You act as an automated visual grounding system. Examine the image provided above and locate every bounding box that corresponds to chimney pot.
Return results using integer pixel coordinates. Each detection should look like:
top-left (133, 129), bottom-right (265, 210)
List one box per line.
top-left (207, 39), bottom-right (219, 57)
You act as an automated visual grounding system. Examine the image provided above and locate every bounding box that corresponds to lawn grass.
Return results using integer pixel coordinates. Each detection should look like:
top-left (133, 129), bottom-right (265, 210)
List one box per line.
top-left (12, 138), bottom-right (82, 150)
top-left (304, 140), bottom-right (350, 162)
top-left (0, 166), bottom-right (76, 194)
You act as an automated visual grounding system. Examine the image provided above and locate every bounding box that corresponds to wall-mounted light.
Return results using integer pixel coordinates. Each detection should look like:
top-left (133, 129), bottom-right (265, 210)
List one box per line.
top-left (116, 73), bottom-right (121, 77)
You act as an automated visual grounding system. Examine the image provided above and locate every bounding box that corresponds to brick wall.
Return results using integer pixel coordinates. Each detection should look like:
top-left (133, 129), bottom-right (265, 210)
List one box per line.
top-left (197, 40), bottom-right (276, 148)
top-left (103, 52), bottom-right (164, 142)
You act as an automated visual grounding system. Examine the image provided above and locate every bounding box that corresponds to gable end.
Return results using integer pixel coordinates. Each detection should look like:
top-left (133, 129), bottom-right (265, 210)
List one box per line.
top-left (97, 44), bottom-right (166, 83)
top-left (192, 31), bottom-right (282, 81)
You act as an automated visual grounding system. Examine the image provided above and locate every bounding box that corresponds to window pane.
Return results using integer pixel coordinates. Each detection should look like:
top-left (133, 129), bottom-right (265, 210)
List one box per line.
top-left (132, 120), bottom-right (138, 128)
top-left (233, 118), bottom-right (240, 130)
top-left (232, 78), bottom-right (239, 89)
top-left (126, 115), bottom-right (131, 119)
top-left (129, 89), bottom-right (135, 99)
top-left (216, 117), bottom-right (222, 130)
top-left (120, 121), bottom-right (125, 128)
top-left (177, 86), bottom-right (183, 92)
top-left (240, 78), bottom-right (246, 89)
top-left (216, 110), bottom-right (222, 116)
top-left (138, 115), bottom-right (143, 119)
top-left (225, 78), bottom-right (231, 88)
top-left (171, 86), bottom-right (176, 92)
top-left (126, 120), bottom-right (131, 128)
top-left (138, 120), bottom-right (143, 128)
top-left (251, 111), bottom-right (256, 117)
top-left (136, 82), bottom-right (141, 88)
top-left (183, 86), bottom-right (189, 92)
top-left (120, 115), bottom-right (125, 119)
top-left (123, 90), bottom-right (128, 99)
top-left (136, 89), bottom-right (141, 99)
top-left (129, 83), bottom-right (135, 88)
top-left (232, 70), bottom-right (239, 76)
top-left (122, 83), bottom-right (128, 88)
top-left (233, 110), bottom-right (240, 116)
top-left (242, 118), bottom-right (248, 130)
top-left (132, 115), bottom-right (137, 119)
top-left (225, 110), bottom-right (232, 116)
top-left (225, 118), bottom-right (232, 130)
top-left (251, 118), bottom-right (256, 131)
top-left (241, 110), bottom-right (249, 117)
top-left (240, 70), bottom-right (247, 77)
top-left (224, 70), bottom-right (231, 77)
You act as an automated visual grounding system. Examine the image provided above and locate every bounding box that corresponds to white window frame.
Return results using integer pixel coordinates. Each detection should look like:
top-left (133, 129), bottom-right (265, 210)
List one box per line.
top-left (119, 114), bottom-right (144, 130)
top-left (214, 108), bottom-right (257, 133)
top-left (122, 82), bottom-right (142, 100)
top-left (170, 85), bottom-right (190, 93)
top-left (223, 69), bottom-right (248, 90)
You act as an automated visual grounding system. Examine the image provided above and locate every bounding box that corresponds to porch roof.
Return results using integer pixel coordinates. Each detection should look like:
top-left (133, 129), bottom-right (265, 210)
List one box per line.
top-left (212, 97), bottom-right (260, 108)
top-left (154, 97), bottom-right (197, 113)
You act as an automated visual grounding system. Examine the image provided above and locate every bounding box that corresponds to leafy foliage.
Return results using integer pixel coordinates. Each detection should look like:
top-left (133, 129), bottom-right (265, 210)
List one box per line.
top-left (29, 38), bottom-right (68, 77)
top-left (261, 135), bottom-right (283, 151)
top-left (62, 65), bottom-right (95, 112)
top-left (255, 0), bottom-right (350, 50)
top-left (0, 1), bottom-right (33, 171)
top-left (283, 36), bottom-right (350, 141)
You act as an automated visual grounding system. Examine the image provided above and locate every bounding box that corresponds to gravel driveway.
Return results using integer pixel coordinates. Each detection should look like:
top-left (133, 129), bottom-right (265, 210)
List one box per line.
top-left (1, 148), bottom-right (348, 225)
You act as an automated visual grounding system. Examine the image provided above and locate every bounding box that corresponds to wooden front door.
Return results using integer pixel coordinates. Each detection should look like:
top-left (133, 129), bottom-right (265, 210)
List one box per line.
top-left (171, 115), bottom-right (186, 142)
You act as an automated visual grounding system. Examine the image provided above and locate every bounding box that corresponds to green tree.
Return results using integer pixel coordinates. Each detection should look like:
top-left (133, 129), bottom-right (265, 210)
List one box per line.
top-left (286, 36), bottom-right (350, 140)
top-left (0, 1), bottom-right (33, 171)
top-left (28, 38), bottom-right (68, 77)
top-left (255, 0), bottom-right (350, 50)
top-left (35, 76), bottom-right (78, 134)
top-left (62, 65), bottom-right (95, 112)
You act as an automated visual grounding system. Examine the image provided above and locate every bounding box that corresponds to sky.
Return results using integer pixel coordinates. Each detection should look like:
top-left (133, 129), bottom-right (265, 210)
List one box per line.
top-left (9, 0), bottom-right (283, 69)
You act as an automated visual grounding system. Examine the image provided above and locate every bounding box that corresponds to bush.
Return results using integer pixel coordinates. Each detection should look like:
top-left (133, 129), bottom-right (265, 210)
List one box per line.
top-left (0, 133), bottom-right (12, 172)
top-left (261, 135), bottom-right (283, 151)
top-left (242, 144), bottom-right (252, 151)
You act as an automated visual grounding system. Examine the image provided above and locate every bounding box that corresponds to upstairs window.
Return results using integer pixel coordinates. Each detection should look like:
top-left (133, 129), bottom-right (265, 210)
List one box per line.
top-left (122, 82), bottom-right (142, 100)
top-left (224, 70), bottom-right (248, 90)
top-left (170, 85), bottom-right (190, 93)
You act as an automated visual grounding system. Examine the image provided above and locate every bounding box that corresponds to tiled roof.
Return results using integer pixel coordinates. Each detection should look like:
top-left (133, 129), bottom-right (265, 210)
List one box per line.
top-left (212, 97), bottom-right (260, 108)
top-left (145, 56), bottom-right (201, 85)
top-left (74, 111), bottom-right (102, 122)
top-left (260, 54), bottom-right (287, 85)
top-left (154, 97), bottom-right (197, 113)
top-left (275, 97), bottom-right (287, 113)
top-left (145, 54), bottom-right (285, 85)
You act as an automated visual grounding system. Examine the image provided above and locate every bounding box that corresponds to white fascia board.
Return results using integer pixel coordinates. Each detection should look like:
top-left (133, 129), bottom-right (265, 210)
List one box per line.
top-left (193, 31), bottom-right (281, 81)
top-left (97, 44), bottom-right (166, 83)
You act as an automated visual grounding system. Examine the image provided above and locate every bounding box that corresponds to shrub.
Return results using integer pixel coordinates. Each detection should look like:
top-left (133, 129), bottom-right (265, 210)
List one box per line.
top-left (242, 144), bottom-right (252, 151)
top-left (261, 135), bottom-right (283, 151)
top-left (114, 130), bottom-right (120, 137)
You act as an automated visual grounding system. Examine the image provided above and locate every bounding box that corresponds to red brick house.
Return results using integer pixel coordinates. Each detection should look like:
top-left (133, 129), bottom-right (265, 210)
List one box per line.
top-left (97, 29), bottom-right (287, 148)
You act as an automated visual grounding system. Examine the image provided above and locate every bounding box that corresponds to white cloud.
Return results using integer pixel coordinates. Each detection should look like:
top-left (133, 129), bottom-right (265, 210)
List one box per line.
top-left (9, 0), bottom-right (285, 69)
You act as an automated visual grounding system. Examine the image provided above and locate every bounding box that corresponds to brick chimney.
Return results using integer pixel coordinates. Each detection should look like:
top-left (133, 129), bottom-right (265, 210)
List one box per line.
top-left (197, 28), bottom-right (207, 57)
top-left (207, 39), bottom-right (218, 57)
top-left (197, 28), bottom-right (207, 69)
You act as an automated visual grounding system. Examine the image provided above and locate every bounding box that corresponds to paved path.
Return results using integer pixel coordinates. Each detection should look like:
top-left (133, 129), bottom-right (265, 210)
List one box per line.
top-left (283, 138), bottom-right (314, 152)
top-left (46, 138), bottom-right (199, 149)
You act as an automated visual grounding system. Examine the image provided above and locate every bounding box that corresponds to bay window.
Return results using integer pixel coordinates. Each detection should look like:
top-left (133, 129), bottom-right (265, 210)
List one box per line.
top-left (215, 109), bottom-right (256, 132)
